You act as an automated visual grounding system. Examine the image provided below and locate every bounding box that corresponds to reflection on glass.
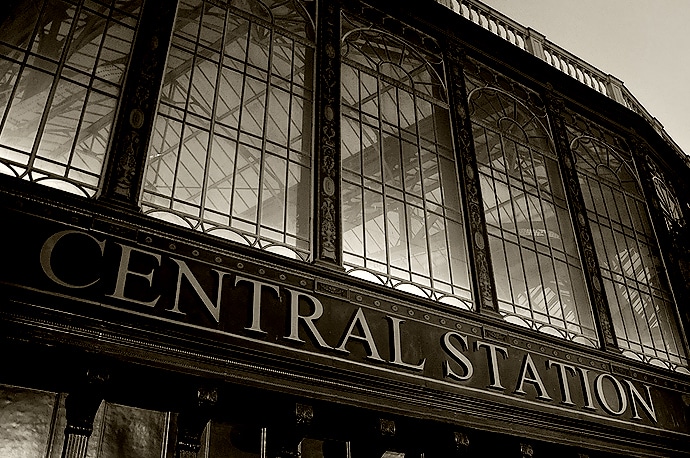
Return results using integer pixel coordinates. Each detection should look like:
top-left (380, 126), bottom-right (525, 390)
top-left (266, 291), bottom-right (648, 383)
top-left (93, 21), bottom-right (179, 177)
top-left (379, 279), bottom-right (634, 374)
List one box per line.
top-left (0, 0), bottom-right (141, 196)
top-left (341, 14), bottom-right (471, 309)
top-left (571, 135), bottom-right (688, 372)
top-left (468, 87), bottom-right (597, 346)
top-left (142, 0), bottom-right (314, 261)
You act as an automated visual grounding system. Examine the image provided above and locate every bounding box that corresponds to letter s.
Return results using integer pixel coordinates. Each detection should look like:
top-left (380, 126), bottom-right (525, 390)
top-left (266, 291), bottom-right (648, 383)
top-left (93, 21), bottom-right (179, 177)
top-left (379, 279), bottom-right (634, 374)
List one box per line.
top-left (441, 331), bottom-right (474, 381)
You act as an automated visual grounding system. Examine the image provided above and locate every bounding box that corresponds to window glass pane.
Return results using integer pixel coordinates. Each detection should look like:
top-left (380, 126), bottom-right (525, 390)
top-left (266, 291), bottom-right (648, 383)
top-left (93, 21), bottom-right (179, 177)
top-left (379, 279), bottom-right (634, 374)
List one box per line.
top-left (468, 85), bottom-right (597, 346)
top-left (570, 132), bottom-right (689, 372)
top-left (340, 13), bottom-right (472, 309)
top-left (142, 0), bottom-right (315, 261)
top-left (0, 0), bottom-right (142, 196)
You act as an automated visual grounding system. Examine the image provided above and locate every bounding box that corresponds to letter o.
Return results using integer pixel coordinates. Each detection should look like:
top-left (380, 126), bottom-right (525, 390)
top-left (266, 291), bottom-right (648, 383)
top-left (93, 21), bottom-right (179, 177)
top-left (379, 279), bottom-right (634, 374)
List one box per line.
top-left (595, 373), bottom-right (628, 416)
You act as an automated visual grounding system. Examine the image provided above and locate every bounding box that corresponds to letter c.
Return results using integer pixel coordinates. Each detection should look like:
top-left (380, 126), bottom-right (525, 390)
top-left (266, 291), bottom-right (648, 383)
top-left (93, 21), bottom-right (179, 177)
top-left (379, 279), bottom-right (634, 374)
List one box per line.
top-left (40, 230), bottom-right (105, 288)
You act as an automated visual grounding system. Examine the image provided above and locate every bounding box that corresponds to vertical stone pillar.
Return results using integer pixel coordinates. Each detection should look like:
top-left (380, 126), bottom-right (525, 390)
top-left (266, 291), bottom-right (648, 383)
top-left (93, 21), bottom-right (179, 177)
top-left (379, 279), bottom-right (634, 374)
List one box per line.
top-left (60, 367), bottom-right (109, 458)
top-left (175, 387), bottom-right (218, 458)
top-left (99, 0), bottom-right (179, 207)
top-left (544, 89), bottom-right (617, 350)
top-left (445, 46), bottom-right (500, 316)
top-left (313, 0), bottom-right (343, 269)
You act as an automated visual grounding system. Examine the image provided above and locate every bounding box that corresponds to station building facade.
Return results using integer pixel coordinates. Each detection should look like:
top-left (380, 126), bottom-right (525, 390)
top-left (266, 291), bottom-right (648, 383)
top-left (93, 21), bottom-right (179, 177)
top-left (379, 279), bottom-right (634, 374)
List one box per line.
top-left (1, 0), bottom-right (689, 456)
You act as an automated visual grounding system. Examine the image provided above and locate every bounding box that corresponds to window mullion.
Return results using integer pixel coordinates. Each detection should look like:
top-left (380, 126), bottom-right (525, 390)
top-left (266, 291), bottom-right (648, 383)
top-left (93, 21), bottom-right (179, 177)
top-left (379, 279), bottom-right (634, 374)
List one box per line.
top-left (313, 0), bottom-right (343, 267)
top-left (100, 0), bottom-right (179, 206)
top-left (445, 47), bottom-right (500, 315)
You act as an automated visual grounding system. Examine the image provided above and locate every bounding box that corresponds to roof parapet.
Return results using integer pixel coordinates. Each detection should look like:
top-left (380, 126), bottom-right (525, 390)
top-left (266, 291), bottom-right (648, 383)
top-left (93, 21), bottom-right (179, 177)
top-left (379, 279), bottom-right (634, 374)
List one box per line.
top-left (437, 0), bottom-right (690, 165)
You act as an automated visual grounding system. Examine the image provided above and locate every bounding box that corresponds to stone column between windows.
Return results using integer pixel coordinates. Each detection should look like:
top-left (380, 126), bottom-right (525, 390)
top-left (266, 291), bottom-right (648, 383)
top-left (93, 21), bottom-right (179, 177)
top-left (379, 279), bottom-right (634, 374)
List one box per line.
top-left (98, 0), bottom-right (179, 208)
top-left (444, 46), bottom-right (500, 316)
top-left (543, 90), bottom-right (617, 350)
top-left (313, 0), bottom-right (343, 269)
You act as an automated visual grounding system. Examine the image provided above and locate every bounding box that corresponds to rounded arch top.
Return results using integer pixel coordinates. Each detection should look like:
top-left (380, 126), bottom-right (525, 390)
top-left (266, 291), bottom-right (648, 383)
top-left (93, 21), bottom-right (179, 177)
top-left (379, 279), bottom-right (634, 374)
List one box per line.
top-left (341, 13), bottom-right (446, 101)
top-left (231, 0), bottom-right (315, 35)
top-left (468, 87), bottom-right (555, 154)
top-left (570, 135), bottom-right (641, 196)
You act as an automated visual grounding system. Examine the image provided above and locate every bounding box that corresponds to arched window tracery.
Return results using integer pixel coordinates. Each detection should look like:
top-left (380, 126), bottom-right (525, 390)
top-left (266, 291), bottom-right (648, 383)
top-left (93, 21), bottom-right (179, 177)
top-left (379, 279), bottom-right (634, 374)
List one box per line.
top-left (0, 0), bottom-right (142, 196)
top-left (570, 134), bottom-right (689, 372)
top-left (340, 13), bottom-right (472, 308)
top-left (469, 86), bottom-right (598, 346)
top-left (141, 0), bottom-right (315, 261)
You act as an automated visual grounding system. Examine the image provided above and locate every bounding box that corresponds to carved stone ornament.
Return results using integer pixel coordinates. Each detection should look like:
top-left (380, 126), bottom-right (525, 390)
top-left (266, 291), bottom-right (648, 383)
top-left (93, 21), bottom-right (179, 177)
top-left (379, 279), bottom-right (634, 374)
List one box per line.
top-left (453, 431), bottom-right (470, 451)
top-left (520, 443), bottom-right (534, 458)
top-left (378, 418), bottom-right (396, 437)
top-left (314, 0), bottom-right (342, 265)
top-left (295, 403), bottom-right (314, 426)
top-left (269, 403), bottom-right (314, 458)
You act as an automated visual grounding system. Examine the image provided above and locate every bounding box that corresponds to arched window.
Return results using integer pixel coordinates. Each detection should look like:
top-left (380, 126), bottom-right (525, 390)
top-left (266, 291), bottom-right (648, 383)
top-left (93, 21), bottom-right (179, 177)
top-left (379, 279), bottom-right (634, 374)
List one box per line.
top-left (340, 14), bottom-right (472, 308)
top-left (141, 0), bottom-right (315, 261)
top-left (571, 136), bottom-right (688, 372)
top-left (0, 0), bottom-right (142, 196)
top-left (469, 87), bottom-right (597, 346)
